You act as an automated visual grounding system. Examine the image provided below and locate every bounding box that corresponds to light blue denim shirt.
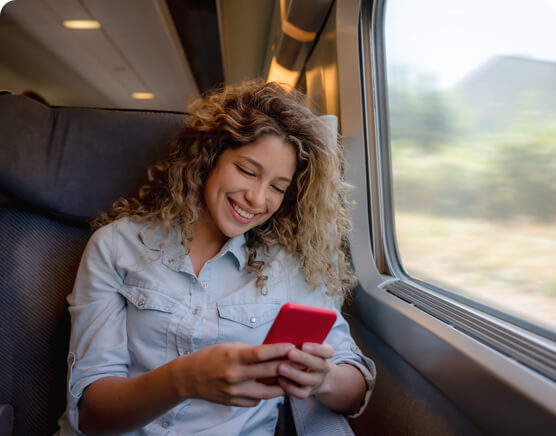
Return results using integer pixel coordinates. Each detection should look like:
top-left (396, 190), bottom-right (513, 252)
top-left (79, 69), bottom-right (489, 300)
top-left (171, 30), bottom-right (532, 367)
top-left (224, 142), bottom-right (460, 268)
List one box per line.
top-left (56, 217), bottom-right (375, 435)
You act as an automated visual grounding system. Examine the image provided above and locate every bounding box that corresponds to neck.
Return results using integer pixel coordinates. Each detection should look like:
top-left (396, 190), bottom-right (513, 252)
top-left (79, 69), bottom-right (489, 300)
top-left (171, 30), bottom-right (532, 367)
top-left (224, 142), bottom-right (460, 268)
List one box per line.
top-left (188, 215), bottom-right (228, 276)
top-left (192, 219), bottom-right (228, 251)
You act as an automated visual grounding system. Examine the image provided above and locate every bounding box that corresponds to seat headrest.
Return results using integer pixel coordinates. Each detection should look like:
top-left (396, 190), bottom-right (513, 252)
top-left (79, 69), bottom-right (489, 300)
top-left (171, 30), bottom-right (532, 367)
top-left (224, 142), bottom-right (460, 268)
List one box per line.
top-left (0, 94), bottom-right (186, 222)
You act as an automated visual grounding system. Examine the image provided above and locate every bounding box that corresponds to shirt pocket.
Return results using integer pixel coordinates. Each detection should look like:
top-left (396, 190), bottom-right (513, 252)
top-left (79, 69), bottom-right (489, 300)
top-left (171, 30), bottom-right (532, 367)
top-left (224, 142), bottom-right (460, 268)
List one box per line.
top-left (118, 285), bottom-right (181, 367)
top-left (216, 301), bottom-right (281, 346)
top-left (119, 285), bottom-right (180, 312)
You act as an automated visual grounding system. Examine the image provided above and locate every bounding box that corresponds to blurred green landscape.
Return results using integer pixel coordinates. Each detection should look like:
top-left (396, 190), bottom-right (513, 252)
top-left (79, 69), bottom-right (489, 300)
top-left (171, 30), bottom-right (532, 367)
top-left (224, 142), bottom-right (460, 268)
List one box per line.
top-left (389, 56), bottom-right (556, 331)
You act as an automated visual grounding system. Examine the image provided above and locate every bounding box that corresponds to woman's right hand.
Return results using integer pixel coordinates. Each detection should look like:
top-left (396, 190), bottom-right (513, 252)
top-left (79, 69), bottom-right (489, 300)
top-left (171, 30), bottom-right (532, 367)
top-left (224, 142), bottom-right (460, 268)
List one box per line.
top-left (170, 342), bottom-right (295, 407)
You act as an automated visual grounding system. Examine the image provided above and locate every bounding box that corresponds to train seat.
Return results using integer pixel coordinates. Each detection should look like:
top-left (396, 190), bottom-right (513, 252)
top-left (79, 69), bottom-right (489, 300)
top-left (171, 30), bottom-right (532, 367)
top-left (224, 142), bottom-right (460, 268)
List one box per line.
top-left (0, 92), bottom-right (354, 436)
top-left (0, 92), bottom-right (185, 435)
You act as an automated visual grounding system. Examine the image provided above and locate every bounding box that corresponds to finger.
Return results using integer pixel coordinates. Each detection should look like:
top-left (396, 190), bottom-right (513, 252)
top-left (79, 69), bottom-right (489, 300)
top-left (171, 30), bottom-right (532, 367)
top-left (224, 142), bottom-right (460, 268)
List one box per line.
top-left (289, 362), bottom-right (307, 371)
top-left (241, 379), bottom-right (287, 399)
top-left (287, 348), bottom-right (328, 372)
top-left (251, 382), bottom-right (287, 400)
top-left (222, 378), bottom-right (286, 400)
top-left (228, 396), bottom-right (262, 407)
top-left (240, 343), bottom-right (295, 364)
top-left (277, 376), bottom-right (312, 400)
top-left (243, 358), bottom-right (288, 380)
top-left (277, 362), bottom-right (322, 387)
top-left (228, 357), bottom-right (294, 384)
top-left (301, 342), bottom-right (334, 359)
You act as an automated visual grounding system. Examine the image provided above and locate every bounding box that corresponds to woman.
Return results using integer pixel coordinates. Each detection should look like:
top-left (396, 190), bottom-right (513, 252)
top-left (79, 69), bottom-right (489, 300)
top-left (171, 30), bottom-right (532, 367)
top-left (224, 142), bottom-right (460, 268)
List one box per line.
top-left (57, 80), bottom-right (375, 435)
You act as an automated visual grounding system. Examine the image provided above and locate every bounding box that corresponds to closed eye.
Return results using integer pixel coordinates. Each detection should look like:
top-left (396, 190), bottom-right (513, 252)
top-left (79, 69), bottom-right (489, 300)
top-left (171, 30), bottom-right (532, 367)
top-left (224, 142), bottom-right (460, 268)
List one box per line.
top-left (272, 185), bottom-right (286, 194)
top-left (236, 165), bottom-right (255, 177)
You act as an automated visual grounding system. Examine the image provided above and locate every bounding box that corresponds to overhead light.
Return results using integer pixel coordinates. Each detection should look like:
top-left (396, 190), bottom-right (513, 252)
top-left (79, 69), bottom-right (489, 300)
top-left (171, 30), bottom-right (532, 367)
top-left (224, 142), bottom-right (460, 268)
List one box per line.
top-left (132, 92), bottom-right (155, 100)
top-left (63, 20), bottom-right (101, 30)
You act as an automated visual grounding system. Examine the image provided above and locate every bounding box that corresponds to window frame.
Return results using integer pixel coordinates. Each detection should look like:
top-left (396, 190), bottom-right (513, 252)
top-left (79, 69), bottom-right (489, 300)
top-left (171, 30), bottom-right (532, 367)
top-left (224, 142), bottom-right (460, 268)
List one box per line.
top-left (369, 0), bottom-right (556, 373)
top-left (337, 0), bottom-right (556, 429)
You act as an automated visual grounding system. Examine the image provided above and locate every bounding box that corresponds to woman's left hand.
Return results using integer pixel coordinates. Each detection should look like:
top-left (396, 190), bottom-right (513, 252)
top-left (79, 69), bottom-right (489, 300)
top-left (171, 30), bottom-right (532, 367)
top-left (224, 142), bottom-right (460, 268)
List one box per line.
top-left (276, 342), bottom-right (335, 399)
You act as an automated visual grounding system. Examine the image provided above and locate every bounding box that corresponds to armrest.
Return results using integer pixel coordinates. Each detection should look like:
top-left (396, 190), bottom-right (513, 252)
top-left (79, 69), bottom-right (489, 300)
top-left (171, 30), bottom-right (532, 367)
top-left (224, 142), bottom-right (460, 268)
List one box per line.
top-left (0, 404), bottom-right (14, 436)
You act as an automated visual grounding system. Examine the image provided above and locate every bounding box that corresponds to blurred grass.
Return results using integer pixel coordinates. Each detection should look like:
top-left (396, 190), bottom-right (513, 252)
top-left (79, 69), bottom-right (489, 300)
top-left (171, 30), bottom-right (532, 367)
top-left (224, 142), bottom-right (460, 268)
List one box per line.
top-left (395, 212), bottom-right (556, 331)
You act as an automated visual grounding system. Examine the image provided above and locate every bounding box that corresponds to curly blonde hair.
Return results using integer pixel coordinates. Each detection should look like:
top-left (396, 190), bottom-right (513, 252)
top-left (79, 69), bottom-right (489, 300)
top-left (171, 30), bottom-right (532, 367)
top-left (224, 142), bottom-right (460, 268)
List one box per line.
top-left (93, 80), bottom-right (356, 301)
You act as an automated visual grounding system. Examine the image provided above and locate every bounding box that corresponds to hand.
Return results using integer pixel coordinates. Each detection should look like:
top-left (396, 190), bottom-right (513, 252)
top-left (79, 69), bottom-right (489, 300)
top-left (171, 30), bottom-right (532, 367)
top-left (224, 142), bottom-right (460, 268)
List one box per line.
top-left (276, 342), bottom-right (335, 399)
top-left (172, 342), bottom-right (294, 407)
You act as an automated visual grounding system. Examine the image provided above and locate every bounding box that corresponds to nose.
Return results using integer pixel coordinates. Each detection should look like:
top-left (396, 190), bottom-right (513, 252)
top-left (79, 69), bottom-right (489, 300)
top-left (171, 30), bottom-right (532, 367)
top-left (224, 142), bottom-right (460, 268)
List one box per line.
top-left (244, 182), bottom-right (266, 209)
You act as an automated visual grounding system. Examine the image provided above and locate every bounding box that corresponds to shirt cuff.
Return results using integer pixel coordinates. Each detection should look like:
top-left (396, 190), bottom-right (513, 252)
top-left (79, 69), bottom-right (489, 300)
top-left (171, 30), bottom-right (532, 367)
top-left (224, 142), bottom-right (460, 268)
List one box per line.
top-left (332, 343), bottom-right (376, 418)
top-left (64, 352), bottom-right (85, 435)
top-left (64, 352), bottom-right (128, 434)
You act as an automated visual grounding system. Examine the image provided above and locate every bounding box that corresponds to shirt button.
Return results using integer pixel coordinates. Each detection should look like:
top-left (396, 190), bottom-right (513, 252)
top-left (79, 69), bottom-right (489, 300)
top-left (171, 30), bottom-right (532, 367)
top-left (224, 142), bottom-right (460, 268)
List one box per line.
top-left (250, 317), bottom-right (257, 324)
top-left (137, 298), bottom-right (145, 307)
top-left (192, 308), bottom-right (200, 315)
top-left (202, 282), bottom-right (208, 289)
top-left (161, 421), bottom-right (169, 428)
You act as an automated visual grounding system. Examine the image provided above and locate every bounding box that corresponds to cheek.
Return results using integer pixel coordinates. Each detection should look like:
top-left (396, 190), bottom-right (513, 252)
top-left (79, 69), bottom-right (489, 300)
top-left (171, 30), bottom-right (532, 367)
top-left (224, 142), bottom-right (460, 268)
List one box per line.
top-left (203, 176), bottom-right (222, 216)
top-left (267, 196), bottom-right (286, 216)
top-left (202, 180), bottom-right (213, 208)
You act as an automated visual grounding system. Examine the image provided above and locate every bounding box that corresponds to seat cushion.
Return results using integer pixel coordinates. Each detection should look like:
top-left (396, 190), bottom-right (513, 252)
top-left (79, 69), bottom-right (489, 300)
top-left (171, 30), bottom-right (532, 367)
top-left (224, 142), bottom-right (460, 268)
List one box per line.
top-left (0, 206), bottom-right (91, 435)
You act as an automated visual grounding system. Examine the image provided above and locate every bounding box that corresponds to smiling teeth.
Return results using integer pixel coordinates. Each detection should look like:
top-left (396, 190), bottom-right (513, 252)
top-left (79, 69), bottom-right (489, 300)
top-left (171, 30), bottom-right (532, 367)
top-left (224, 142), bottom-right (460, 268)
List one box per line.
top-left (233, 203), bottom-right (254, 219)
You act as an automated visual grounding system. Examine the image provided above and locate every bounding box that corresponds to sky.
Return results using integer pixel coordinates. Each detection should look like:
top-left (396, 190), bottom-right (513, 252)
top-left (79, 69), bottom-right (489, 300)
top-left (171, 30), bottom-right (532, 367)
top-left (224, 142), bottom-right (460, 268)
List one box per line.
top-left (384, 0), bottom-right (556, 88)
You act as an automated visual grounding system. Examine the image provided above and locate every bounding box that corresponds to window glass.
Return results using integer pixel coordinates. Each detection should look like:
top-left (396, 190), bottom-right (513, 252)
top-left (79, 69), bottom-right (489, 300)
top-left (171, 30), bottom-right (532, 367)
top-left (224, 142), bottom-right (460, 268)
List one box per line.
top-left (384, 0), bottom-right (556, 332)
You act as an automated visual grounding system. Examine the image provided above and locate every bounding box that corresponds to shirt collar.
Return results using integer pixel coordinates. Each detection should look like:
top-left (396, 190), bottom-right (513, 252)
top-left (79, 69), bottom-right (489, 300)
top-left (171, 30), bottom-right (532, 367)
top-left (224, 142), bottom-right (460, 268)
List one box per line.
top-left (138, 223), bottom-right (182, 252)
top-left (219, 234), bottom-right (247, 271)
top-left (138, 224), bottom-right (247, 272)
top-left (138, 223), bottom-right (187, 272)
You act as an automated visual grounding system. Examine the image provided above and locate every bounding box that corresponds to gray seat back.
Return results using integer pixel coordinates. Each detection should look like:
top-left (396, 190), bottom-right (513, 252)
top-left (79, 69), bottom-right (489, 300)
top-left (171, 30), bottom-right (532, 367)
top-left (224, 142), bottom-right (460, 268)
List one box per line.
top-left (0, 93), bottom-right (185, 435)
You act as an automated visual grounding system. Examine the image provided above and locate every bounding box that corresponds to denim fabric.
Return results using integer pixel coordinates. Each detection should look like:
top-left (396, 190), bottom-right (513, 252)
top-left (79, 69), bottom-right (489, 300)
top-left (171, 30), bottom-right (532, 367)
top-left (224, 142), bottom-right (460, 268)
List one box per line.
top-left (56, 217), bottom-right (374, 435)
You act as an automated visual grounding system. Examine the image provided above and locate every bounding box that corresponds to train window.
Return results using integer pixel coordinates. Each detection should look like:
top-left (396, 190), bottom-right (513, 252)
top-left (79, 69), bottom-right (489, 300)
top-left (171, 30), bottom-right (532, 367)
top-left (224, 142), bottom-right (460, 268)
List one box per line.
top-left (382, 0), bottom-right (556, 335)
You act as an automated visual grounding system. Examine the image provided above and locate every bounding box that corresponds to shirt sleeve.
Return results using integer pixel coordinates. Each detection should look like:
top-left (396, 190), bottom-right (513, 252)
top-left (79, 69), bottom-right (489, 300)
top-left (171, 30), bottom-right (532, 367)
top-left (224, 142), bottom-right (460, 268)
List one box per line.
top-left (64, 223), bottom-right (130, 433)
top-left (285, 257), bottom-right (376, 418)
top-left (325, 312), bottom-right (377, 418)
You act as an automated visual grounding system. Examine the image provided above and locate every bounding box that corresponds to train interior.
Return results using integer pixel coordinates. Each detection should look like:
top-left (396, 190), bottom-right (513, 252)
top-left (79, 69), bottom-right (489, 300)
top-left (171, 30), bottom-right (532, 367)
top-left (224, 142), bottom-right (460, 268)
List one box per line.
top-left (1, 0), bottom-right (555, 435)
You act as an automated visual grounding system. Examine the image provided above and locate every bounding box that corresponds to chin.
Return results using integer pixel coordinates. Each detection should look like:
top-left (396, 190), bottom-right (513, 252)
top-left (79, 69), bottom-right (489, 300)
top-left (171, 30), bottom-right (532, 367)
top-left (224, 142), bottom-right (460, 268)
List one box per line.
top-left (220, 223), bottom-right (249, 239)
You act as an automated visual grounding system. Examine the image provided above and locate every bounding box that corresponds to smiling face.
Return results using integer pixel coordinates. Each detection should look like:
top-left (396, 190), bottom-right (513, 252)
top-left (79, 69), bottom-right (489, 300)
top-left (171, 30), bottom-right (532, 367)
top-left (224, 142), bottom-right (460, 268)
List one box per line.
top-left (202, 135), bottom-right (297, 242)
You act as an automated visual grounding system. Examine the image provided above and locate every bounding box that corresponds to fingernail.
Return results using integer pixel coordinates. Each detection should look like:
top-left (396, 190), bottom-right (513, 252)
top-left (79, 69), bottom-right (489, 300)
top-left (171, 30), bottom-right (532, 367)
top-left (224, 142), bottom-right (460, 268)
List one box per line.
top-left (280, 365), bottom-right (290, 375)
top-left (303, 343), bottom-right (314, 352)
top-left (284, 344), bottom-right (295, 352)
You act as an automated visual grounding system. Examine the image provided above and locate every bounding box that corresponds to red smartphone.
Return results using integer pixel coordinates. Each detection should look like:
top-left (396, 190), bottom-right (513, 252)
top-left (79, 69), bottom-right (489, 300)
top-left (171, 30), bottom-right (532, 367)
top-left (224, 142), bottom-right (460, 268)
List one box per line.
top-left (263, 302), bottom-right (337, 347)
top-left (258, 302), bottom-right (337, 384)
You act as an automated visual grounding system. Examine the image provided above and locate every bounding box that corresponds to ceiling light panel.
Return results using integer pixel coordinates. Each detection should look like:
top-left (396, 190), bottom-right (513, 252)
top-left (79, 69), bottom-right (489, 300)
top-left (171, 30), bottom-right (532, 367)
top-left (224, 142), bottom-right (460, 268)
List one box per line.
top-left (63, 20), bottom-right (101, 30)
top-left (132, 92), bottom-right (155, 99)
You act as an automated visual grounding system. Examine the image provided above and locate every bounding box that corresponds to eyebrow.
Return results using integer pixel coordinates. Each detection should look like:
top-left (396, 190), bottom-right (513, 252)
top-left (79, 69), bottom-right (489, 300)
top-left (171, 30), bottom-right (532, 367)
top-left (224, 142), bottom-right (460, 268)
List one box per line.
top-left (242, 156), bottom-right (292, 183)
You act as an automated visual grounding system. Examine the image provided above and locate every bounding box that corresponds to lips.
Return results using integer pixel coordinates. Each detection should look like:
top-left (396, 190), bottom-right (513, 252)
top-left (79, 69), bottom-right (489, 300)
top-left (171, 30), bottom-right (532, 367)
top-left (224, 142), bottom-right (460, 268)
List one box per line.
top-left (232, 202), bottom-right (254, 219)
top-left (228, 199), bottom-right (258, 222)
